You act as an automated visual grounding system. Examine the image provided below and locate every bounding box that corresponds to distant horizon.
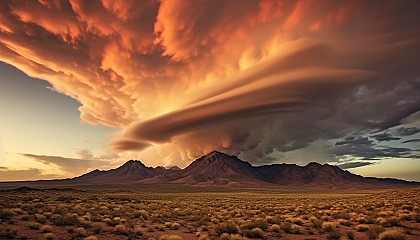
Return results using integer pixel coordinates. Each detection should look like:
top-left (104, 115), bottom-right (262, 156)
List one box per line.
top-left (1, 151), bottom-right (419, 183)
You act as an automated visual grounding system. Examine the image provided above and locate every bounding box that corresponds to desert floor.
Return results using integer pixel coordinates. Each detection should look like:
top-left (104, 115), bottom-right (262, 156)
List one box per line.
top-left (0, 185), bottom-right (419, 240)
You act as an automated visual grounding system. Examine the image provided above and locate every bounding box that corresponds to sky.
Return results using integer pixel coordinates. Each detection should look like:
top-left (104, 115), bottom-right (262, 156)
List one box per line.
top-left (0, 0), bottom-right (419, 181)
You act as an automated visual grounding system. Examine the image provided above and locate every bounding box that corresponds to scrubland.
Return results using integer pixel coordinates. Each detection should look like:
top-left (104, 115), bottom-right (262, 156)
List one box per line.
top-left (0, 186), bottom-right (419, 240)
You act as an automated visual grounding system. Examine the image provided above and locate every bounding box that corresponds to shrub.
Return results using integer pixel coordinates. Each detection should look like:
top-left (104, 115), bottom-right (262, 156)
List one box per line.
top-left (265, 215), bottom-right (275, 223)
top-left (241, 219), bottom-right (268, 230)
top-left (243, 227), bottom-right (264, 238)
top-left (43, 212), bottom-right (53, 219)
top-left (280, 222), bottom-right (292, 233)
top-left (280, 222), bottom-right (301, 234)
top-left (378, 229), bottom-right (406, 240)
top-left (114, 224), bottom-right (129, 235)
top-left (171, 223), bottom-right (181, 230)
top-left (35, 214), bottom-right (47, 224)
top-left (322, 222), bottom-right (336, 232)
top-left (271, 224), bottom-right (281, 232)
top-left (229, 234), bottom-right (247, 240)
top-left (75, 227), bottom-right (87, 237)
top-left (43, 233), bottom-right (56, 240)
top-left (133, 210), bottom-right (148, 219)
top-left (347, 230), bottom-right (355, 240)
top-left (40, 225), bottom-right (53, 233)
top-left (366, 226), bottom-right (385, 240)
top-left (90, 223), bottom-right (102, 234)
top-left (104, 218), bottom-right (119, 226)
top-left (312, 219), bottom-right (324, 229)
top-left (29, 222), bottom-right (41, 229)
top-left (377, 217), bottom-right (387, 225)
top-left (338, 219), bottom-right (351, 226)
top-left (79, 219), bottom-right (92, 228)
top-left (291, 218), bottom-right (304, 225)
top-left (198, 234), bottom-right (210, 240)
top-left (84, 236), bottom-right (98, 240)
top-left (326, 231), bottom-right (341, 240)
top-left (357, 217), bottom-right (367, 223)
top-left (356, 224), bottom-right (369, 232)
top-left (215, 221), bottom-right (239, 235)
top-left (52, 214), bottom-right (78, 226)
top-left (219, 234), bottom-right (246, 240)
top-left (159, 234), bottom-right (183, 240)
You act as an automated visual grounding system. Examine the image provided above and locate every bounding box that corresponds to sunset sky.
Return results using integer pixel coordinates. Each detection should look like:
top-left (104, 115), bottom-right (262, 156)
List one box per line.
top-left (0, 0), bottom-right (419, 181)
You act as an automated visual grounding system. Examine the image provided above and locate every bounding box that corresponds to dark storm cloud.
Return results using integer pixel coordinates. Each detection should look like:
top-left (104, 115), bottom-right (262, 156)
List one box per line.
top-left (397, 127), bottom-right (420, 136)
top-left (402, 139), bottom-right (420, 144)
top-left (330, 136), bottom-right (414, 160)
top-left (371, 133), bottom-right (401, 142)
top-left (337, 162), bottom-right (374, 169)
top-left (335, 136), bottom-right (373, 146)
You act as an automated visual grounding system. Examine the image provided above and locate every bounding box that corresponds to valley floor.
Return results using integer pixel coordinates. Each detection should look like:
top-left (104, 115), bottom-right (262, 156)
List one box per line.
top-left (0, 185), bottom-right (419, 240)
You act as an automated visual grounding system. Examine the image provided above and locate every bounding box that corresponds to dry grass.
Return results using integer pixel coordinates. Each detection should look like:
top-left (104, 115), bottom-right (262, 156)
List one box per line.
top-left (0, 186), bottom-right (418, 239)
top-left (378, 229), bottom-right (406, 240)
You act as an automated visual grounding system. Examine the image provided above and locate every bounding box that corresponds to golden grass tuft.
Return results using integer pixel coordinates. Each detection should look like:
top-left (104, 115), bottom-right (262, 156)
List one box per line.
top-left (84, 236), bottom-right (98, 240)
top-left (378, 229), bottom-right (406, 240)
top-left (43, 233), bottom-right (56, 240)
top-left (159, 234), bottom-right (183, 240)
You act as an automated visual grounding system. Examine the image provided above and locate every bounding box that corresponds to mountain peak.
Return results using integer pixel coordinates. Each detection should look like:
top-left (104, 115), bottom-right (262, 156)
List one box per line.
top-left (167, 166), bottom-right (181, 171)
top-left (206, 150), bottom-right (230, 158)
top-left (196, 151), bottom-right (243, 166)
top-left (123, 159), bottom-right (146, 167)
top-left (117, 160), bottom-right (147, 171)
top-left (307, 162), bottom-right (322, 167)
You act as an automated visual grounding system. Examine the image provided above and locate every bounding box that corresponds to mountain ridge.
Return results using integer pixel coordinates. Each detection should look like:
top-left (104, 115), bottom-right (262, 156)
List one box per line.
top-left (0, 151), bottom-right (419, 189)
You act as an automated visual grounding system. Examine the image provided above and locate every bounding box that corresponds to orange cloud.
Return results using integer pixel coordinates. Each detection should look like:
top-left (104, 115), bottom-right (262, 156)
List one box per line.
top-left (1, 0), bottom-right (419, 166)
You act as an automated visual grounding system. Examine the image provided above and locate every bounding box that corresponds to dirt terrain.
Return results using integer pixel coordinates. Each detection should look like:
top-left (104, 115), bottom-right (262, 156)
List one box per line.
top-left (0, 186), bottom-right (419, 240)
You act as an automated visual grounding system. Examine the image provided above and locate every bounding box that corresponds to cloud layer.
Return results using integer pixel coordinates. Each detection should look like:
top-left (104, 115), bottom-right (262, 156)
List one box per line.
top-left (1, 0), bottom-right (420, 166)
top-left (0, 167), bottom-right (60, 181)
top-left (22, 153), bottom-right (111, 175)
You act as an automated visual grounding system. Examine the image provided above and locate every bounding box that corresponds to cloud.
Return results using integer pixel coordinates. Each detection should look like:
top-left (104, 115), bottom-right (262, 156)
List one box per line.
top-left (336, 161), bottom-right (375, 169)
top-left (396, 127), bottom-right (420, 136)
top-left (335, 136), bottom-right (373, 146)
top-left (402, 139), bottom-right (420, 144)
top-left (0, 167), bottom-right (60, 181)
top-left (75, 148), bottom-right (118, 160)
top-left (1, 0), bottom-right (420, 166)
top-left (371, 133), bottom-right (401, 142)
top-left (21, 153), bottom-right (110, 175)
top-left (330, 136), bottom-right (414, 160)
top-left (118, 67), bottom-right (375, 146)
top-left (109, 140), bottom-right (151, 152)
top-left (75, 149), bottom-right (94, 160)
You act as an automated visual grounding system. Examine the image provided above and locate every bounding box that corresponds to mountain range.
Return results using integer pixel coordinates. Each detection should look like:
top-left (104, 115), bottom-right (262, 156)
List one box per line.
top-left (1, 151), bottom-right (419, 189)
